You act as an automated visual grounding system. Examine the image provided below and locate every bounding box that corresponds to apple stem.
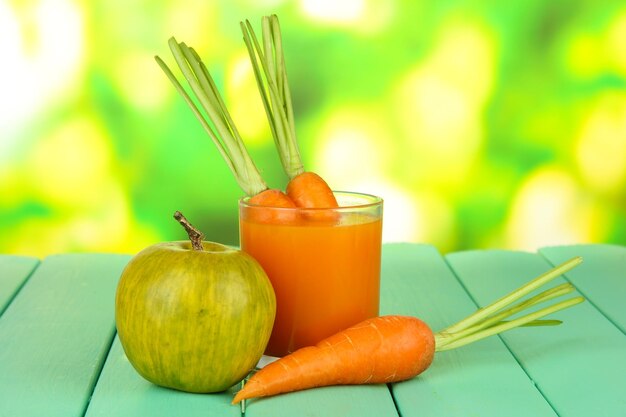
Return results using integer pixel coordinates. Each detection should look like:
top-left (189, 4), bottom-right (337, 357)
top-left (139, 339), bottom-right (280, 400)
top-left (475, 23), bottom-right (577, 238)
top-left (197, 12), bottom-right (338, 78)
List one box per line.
top-left (174, 211), bottom-right (204, 251)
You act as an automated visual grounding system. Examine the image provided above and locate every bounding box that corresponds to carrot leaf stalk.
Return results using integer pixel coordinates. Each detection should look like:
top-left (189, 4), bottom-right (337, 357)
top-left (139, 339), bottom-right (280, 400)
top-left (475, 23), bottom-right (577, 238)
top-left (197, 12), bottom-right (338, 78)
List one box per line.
top-left (155, 37), bottom-right (268, 197)
top-left (240, 15), bottom-right (304, 180)
top-left (232, 257), bottom-right (585, 404)
top-left (434, 256), bottom-right (584, 351)
top-left (241, 15), bottom-right (338, 210)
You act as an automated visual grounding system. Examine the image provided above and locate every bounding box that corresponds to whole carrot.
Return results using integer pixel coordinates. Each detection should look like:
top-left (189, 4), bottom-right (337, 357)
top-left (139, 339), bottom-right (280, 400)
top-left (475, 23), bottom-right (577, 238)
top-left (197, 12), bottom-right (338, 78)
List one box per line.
top-left (233, 315), bottom-right (433, 403)
top-left (241, 15), bottom-right (338, 210)
top-left (233, 257), bottom-right (586, 404)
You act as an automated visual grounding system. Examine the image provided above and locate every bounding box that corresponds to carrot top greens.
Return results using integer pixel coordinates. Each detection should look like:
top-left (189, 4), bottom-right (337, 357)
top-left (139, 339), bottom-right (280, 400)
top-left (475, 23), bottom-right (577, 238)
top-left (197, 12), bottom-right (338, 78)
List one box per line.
top-left (241, 15), bottom-right (304, 180)
top-left (434, 256), bottom-right (584, 351)
top-left (155, 38), bottom-right (268, 197)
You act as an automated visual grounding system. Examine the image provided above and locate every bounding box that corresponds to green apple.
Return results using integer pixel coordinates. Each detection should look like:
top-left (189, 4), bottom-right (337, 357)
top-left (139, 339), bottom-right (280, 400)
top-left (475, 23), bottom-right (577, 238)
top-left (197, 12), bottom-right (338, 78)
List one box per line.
top-left (115, 211), bottom-right (276, 393)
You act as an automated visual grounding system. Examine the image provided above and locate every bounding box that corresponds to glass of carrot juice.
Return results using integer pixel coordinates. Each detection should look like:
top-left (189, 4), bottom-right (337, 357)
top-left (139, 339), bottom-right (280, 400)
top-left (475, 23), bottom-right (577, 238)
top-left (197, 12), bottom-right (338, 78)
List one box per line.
top-left (239, 191), bottom-right (383, 357)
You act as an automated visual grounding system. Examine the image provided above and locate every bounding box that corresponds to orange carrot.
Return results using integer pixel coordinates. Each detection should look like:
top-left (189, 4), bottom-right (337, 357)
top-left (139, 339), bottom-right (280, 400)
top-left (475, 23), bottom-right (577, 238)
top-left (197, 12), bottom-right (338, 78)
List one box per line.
top-left (287, 172), bottom-right (340, 223)
top-left (245, 189), bottom-right (300, 224)
top-left (233, 257), bottom-right (586, 404)
top-left (249, 189), bottom-right (295, 207)
top-left (233, 315), bottom-right (433, 403)
top-left (286, 172), bottom-right (338, 209)
top-left (241, 15), bottom-right (338, 210)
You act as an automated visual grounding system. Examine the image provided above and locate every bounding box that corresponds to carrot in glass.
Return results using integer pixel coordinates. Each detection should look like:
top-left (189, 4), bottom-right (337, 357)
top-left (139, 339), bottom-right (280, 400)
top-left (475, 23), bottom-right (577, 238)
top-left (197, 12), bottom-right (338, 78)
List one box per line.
top-left (155, 38), bottom-right (296, 219)
top-left (241, 15), bottom-right (338, 210)
top-left (233, 257), bottom-right (585, 404)
top-left (286, 172), bottom-right (338, 210)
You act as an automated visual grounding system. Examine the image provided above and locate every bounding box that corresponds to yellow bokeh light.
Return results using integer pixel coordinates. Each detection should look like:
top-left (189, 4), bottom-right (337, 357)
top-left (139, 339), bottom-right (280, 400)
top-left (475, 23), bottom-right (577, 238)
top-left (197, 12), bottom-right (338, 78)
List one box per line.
top-left (4, 112), bottom-right (162, 256)
top-left (375, 182), bottom-right (420, 244)
top-left (0, 162), bottom-right (23, 208)
top-left (310, 103), bottom-right (459, 246)
top-left (0, 0), bottom-right (84, 131)
top-left (164, 0), bottom-right (217, 57)
top-left (314, 106), bottom-right (391, 187)
top-left (566, 32), bottom-right (604, 79)
top-left (576, 92), bottom-right (626, 194)
top-left (395, 21), bottom-right (495, 188)
top-left (342, 178), bottom-right (421, 243)
top-left (411, 191), bottom-right (457, 250)
top-left (62, 183), bottom-right (161, 254)
top-left (5, 183), bottom-right (160, 257)
top-left (114, 51), bottom-right (171, 112)
top-left (505, 167), bottom-right (605, 251)
top-left (331, 177), bottom-right (455, 246)
top-left (300, 0), bottom-right (394, 33)
top-left (26, 116), bottom-right (112, 208)
top-left (225, 53), bottom-right (271, 144)
top-left (301, 0), bottom-right (365, 23)
top-left (429, 21), bottom-right (495, 102)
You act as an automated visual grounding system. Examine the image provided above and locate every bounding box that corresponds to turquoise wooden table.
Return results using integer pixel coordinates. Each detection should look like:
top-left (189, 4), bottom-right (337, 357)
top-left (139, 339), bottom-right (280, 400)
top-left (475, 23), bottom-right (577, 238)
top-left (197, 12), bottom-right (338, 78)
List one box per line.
top-left (0, 244), bottom-right (624, 417)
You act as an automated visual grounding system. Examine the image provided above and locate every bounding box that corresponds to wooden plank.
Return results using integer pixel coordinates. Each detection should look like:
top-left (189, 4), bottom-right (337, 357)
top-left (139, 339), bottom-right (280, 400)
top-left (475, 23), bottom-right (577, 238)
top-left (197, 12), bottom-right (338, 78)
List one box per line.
top-left (446, 250), bottom-right (626, 417)
top-left (0, 256), bottom-right (39, 317)
top-left (381, 244), bottom-right (557, 417)
top-left (0, 254), bottom-right (131, 417)
top-left (88, 281), bottom-right (398, 417)
top-left (84, 336), bottom-right (239, 417)
top-left (245, 382), bottom-right (398, 417)
top-left (540, 244), bottom-right (626, 334)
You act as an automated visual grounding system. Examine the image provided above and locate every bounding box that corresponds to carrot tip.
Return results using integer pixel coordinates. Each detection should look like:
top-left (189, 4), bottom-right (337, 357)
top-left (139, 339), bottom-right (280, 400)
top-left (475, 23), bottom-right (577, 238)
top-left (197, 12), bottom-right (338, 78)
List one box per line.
top-left (232, 392), bottom-right (243, 404)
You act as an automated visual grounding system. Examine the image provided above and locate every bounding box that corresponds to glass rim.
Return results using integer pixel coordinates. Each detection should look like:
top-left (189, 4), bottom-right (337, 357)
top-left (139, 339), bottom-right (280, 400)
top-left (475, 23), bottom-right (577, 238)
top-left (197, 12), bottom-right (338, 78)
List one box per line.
top-left (239, 190), bottom-right (383, 212)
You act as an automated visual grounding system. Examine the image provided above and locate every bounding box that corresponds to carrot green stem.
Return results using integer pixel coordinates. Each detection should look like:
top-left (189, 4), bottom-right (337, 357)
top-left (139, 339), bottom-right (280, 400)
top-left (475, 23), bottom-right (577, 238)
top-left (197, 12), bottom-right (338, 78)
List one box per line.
top-left (436, 296), bottom-right (584, 351)
top-left (441, 256), bottom-right (582, 335)
top-left (516, 319), bottom-right (562, 327)
top-left (240, 379), bottom-right (246, 415)
top-left (435, 282), bottom-right (575, 348)
top-left (434, 256), bottom-right (585, 352)
top-left (241, 15), bottom-right (304, 179)
top-left (155, 37), bottom-right (268, 197)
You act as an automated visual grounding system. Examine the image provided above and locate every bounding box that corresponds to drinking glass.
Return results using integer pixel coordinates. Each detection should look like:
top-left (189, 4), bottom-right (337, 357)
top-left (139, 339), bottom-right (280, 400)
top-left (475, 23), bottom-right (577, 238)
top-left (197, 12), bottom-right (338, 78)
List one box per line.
top-left (239, 191), bottom-right (383, 357)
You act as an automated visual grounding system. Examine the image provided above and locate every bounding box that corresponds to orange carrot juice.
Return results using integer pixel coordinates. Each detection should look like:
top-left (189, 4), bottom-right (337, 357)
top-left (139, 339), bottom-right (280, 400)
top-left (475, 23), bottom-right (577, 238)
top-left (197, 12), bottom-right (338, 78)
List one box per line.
top-left (239, 192), bottom-right (383, 357)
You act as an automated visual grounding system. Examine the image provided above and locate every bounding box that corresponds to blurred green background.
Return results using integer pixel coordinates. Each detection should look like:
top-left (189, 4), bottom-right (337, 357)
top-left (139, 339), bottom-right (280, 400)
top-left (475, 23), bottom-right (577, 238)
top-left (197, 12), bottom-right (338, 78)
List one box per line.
top-left (1, 0), bottom-right (625, 257)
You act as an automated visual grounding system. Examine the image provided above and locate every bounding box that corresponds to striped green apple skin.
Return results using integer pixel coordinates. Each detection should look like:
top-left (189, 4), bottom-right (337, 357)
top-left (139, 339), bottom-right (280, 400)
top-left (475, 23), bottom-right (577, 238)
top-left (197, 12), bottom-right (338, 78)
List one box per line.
top-left (115, 241), bottom-right (276, 393)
